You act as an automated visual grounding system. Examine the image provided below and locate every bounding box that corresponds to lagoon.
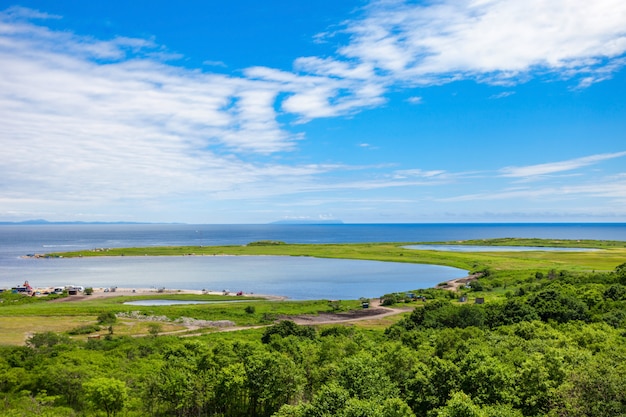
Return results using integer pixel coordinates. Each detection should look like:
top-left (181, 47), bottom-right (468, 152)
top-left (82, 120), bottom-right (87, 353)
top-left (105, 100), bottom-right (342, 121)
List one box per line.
top-left (4, 255), bottom-right (466, 300)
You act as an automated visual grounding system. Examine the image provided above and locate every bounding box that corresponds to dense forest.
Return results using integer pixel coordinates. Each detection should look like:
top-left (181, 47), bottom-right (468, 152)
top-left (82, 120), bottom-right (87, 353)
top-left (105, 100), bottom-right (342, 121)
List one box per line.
top-left (2, 262), bottom-right (626, 416)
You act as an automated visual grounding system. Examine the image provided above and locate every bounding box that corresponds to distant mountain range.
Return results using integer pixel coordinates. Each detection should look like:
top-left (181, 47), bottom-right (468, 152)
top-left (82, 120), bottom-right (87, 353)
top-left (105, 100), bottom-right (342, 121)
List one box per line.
top-left (0, 219), bottom-right (345, 225)
top-left (0, 219), bottom-right (154, 225)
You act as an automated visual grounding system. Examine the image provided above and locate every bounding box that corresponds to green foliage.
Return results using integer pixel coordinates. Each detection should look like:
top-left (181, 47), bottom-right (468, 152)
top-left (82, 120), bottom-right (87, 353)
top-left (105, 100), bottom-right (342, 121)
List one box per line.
top-left (248, 240), bottom-right (286, 246)
top-left (381, 292), bottom-right (418, 306)
top-left (261, 320), bottom-right (317, 344)
top-left (0, 291), bottom-right (40, 306)
top-left (529, 288), bottom-right (590, 323)
top-left (147, 322), bottom-right (162, 337)
top-left (84, 377), bottom-right (128, 416)
top-left (68, 323), bottom-right (101, 335)
top-left (97, 311), bottom-right (117, 325)
top-left (604, 284), bottom-right (626, 301)
top-left (399, 300), bottom-right (486, 330)
top-left (26, 331), bottom-right (71, 349)
top-left (84, 287), bottom-right (94, 295)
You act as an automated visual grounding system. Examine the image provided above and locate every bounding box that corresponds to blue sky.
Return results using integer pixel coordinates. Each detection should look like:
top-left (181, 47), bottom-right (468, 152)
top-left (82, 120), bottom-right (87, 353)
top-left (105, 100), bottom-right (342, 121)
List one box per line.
top-left (1, 0), bottom-right (625, 224)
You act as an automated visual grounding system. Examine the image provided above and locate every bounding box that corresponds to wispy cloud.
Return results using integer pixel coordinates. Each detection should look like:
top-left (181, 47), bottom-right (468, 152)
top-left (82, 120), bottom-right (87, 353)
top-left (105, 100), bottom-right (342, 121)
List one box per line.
top-left (490, 91), bottom-right (515, 99)
top-left (500, 151), bottom-right (626, 178)
top-left (441, 179), bottom-right (626, 203)
top-left (393, 169), bottom-right (447, 179)
top-left (320, 0), bottom-right (626, 87)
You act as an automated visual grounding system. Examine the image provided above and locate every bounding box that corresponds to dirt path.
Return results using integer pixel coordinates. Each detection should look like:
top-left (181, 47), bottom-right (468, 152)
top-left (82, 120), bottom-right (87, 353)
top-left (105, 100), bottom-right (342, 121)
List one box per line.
top-left (165, 299), bottom-right (414, 338)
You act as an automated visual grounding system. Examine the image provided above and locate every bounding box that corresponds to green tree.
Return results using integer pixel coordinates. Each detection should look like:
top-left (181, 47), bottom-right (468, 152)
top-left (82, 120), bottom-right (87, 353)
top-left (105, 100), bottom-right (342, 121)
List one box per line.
top-left (435, 391), bottom-right (484, 417)
top-left (604, 284), bottom-right (626, 301)
top-left (406, 357), bottom-right (461, 414)
top-left (529, 288), bottom-right (590, 323)
top-left (97, 312), bottom-right (117, 325)
top-left (459, 347), bottom-right (516, 405)
top-left (244, 351), bottom-right (305, 416)
top-left (262, 320), bottom-right (316, 344)
top-left (552, 358), bottom-right (626, 417)
top-left (615, 262), bottom-right (626, 283)
top-left (84, 377), bottom-right (128, 417)
top-left (26, 332), bottom-right (70, 349)
top-left (336, 352), bottom-right (398, 401)
top-left (147, 323), bottom-right (162, 337)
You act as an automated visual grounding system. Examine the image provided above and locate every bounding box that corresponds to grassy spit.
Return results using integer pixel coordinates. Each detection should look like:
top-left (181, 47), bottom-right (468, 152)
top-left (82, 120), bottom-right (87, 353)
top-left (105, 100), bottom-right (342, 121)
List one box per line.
top-left (46, 238), bottom-right (626, 273)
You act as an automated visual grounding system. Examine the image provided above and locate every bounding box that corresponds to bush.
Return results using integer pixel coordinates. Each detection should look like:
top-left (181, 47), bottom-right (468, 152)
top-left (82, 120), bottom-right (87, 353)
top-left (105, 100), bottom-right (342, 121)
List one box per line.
top-left (97, 312), bottom-right (117, 325)
top-left (26, 332), bottom-right (70, 349)
top-left (68, 324), bottom-right (101, 335)
top-left (247, 240), bottom-right (286, 246)
top-left (529, 289), bottom-right (590, 323)
top-left (261, 320), bottom-right (317, 344)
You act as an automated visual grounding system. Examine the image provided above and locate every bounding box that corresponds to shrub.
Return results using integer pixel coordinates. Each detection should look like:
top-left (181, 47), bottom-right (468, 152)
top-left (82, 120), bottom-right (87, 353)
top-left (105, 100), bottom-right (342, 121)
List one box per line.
top-left (97, 312), bottom-right (117, 325)
top-left (247, 240), bottom-right (286, 246)
top-left (261, 320), bottom-right (316, 344)
top-left (68, 324), bottom-right (101, 335)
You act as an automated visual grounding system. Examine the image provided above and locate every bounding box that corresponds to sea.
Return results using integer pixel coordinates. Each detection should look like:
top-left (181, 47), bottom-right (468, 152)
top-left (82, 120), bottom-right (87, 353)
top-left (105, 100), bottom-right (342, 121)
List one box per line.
top-left (1, 223), bottom-right (625, 300)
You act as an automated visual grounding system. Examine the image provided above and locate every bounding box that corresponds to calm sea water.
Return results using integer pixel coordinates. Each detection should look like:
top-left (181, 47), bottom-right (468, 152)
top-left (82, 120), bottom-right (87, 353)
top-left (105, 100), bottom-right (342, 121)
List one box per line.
top-left (1, 223), bottom-right (624, 300)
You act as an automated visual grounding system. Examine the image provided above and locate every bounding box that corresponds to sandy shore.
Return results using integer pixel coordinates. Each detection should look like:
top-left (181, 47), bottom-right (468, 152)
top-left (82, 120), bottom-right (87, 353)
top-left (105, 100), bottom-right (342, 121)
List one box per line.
top-left (28, 273), bottom-right (477, 302)
top-left (32, 286), bottom-right (286, 301)
top-left (436, 274), bottom-right (480, 291)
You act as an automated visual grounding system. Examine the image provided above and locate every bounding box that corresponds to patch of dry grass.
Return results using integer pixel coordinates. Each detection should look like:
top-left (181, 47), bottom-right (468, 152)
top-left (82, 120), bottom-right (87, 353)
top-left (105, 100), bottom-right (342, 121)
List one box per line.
top-left (0, 316), bottom-right (187, 345)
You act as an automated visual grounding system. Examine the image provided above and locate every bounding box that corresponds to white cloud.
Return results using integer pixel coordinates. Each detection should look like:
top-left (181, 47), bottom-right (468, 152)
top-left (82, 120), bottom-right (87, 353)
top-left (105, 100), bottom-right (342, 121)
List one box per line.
top-left (490, 91), bottom-right (515, 99)
top-left (203, 60), bottom-right (227, 67)
top-left (334, 0), bottom-right (626, 86)
top-left (500, 151), bottom-right (626, 178)
top-left (393, 169), bottom-right (447, 179)
top-left (2, 5), bottom-right (60, 20)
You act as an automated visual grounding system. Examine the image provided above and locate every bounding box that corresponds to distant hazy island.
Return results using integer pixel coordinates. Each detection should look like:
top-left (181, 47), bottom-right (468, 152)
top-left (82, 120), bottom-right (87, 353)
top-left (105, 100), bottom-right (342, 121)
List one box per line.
top-left (0, 219), bottom-right (156, 225)
top-left (1, 219), bottom-right (344, 225)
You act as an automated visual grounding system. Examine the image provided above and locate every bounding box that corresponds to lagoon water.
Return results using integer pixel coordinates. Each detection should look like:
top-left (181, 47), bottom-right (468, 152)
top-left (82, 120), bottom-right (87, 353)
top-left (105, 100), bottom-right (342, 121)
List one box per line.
top-left (1, 223), bottom-right (625, 300)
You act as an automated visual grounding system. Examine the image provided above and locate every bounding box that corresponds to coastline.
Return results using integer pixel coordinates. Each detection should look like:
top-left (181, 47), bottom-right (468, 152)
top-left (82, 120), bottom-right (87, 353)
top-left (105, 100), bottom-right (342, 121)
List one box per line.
top-left (436, 273), bottom-right (481, 291)
top-left (34, 286), bottom-right (287, 302)
top-left (32, 273), bottom-right (477, 302)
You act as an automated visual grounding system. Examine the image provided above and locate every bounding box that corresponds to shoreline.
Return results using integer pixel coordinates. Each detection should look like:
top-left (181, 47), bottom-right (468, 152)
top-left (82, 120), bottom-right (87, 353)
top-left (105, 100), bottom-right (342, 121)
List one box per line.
top-left (27, 273), bottom-right (476, 302)
top-left (30, 286), bottom-right (287, 301)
